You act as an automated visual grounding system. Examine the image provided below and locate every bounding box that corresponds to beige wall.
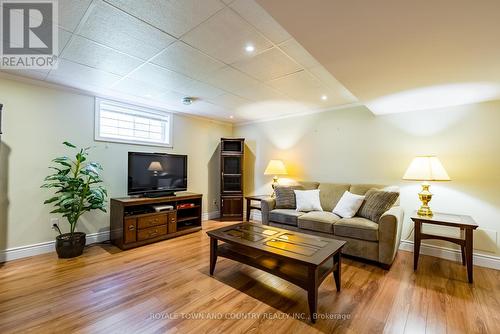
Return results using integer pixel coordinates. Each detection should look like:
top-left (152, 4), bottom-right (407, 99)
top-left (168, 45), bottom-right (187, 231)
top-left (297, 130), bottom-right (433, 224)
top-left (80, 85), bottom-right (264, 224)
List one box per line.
top-left (235, 101), bottom-right (500, 257)
top-left (0, 76), bottom-right (231, 250)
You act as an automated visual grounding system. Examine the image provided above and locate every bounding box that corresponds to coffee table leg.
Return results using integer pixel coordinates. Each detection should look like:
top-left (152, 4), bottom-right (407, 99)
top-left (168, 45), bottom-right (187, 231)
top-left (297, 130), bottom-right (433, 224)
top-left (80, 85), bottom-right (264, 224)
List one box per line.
top-left (210, 238), bottom-right (218, 275)
top-left (333, 252), bottom-right (341, 292)
top-left (307, 267), bottom-right (319, 323)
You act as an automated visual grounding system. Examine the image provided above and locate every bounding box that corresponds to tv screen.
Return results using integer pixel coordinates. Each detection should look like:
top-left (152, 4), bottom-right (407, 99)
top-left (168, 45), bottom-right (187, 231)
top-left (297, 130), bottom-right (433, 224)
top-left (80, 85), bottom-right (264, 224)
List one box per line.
top-left (128, 152), bottom-right (187, 195)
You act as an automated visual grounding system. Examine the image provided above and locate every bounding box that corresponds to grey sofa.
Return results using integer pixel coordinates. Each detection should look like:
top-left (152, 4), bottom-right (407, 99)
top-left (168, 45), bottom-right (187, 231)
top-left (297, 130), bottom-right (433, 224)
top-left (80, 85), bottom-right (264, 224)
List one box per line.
top-left (261, 182), bottom-right (404, 268)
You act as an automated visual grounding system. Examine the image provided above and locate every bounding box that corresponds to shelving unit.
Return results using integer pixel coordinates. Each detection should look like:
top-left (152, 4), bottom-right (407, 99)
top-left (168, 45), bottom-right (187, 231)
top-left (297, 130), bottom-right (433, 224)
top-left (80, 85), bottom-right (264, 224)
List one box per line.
top-left (220, 138), bottom-right (245, 220)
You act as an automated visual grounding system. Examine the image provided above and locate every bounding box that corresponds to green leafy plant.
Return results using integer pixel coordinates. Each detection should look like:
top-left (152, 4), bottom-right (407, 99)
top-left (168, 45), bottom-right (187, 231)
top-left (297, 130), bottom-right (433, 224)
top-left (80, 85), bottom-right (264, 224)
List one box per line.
top-left (42, 142), bottom-right (107, 237)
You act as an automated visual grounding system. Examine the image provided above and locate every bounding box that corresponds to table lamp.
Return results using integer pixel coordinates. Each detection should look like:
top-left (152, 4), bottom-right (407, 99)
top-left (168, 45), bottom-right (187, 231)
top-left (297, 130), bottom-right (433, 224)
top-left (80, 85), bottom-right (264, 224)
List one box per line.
top-left (264, 159), bottom-right (288, 197)
top-left (402, 156), bottom-right (450, 217)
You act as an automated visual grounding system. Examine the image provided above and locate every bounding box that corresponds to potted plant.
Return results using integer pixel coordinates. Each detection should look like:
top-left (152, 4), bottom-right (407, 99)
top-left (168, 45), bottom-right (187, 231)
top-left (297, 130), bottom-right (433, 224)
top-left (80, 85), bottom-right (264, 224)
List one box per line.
top-left (42, 142), bottom-right (107, 258)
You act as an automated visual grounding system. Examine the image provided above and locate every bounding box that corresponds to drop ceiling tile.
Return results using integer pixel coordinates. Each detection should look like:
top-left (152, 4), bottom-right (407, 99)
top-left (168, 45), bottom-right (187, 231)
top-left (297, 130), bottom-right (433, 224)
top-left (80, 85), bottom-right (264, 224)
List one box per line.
top-left (268, 69), bottom-right (353, 106)
top-left (230, 0), bottom-right (291, 44)
top-left (202, 66), bottom-right (259, 95)
top-left (279, 39), bottom-right (321, 69)
top-left (113, 78), bottom-right (167, 99)
top-left (104, 0), bottom-right (224, 38)
top-left (151, 41), bottom-right (225, 78)
top-left (177, 80), bottom-right (225, 99)
top-left (208, 93), bottom-right (251, 109)
top-left (308, 66), bottom-right (358, 103)
top-left (157, 90), bottom-right (188, 104)
top-left (237, 83), bottom-right (288, 101)
top-left (59, 0), bottom-right (93, 32)
top-left (78, 1), bottom-right (175, 60)
top-left (182, 7), bottom-right (273, 64)
top-left (128, 63), bottom-right (195, 92)
top-left (267, 70), bottom-right (323, 97)
top-left (62, 36), bottom-right (143, 76)
top-left (47, 59), bottom-right (121, 88)
top-left (185, 100), bottom-right (227, 115)
top-left (58, 28), bottom-right (72, 55)
top-left (232, 47), bottom-right (302, 81)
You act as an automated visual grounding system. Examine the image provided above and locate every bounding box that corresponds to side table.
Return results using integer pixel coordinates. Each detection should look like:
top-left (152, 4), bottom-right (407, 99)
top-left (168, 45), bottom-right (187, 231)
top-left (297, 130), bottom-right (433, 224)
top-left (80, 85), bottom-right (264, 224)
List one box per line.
top-left (245, 195), bottom-right (270, 222)
top-left (411, 212), bottom-right (478, 283)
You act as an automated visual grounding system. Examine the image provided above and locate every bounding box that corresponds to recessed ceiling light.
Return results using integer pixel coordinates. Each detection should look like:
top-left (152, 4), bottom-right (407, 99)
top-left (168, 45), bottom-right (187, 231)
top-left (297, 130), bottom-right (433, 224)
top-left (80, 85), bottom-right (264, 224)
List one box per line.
top-left (245, 44), bottom-right (255, 53)
top-left (145, 94), bottom-right (153, 98)
top-left (321, 95), bottom-right (328, 101)
top-left (229, 115), bottom-right (234, 119)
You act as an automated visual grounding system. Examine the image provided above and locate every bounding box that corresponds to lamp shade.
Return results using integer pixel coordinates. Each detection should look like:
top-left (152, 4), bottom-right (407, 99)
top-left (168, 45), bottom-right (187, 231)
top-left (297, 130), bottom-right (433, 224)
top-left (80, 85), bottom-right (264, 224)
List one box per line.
top-left (148, 161), bottom-right (163, 172)
top-left (264, 160), bottom-right (288, 175)
top-left (402, 156), bottom-right (451, 181)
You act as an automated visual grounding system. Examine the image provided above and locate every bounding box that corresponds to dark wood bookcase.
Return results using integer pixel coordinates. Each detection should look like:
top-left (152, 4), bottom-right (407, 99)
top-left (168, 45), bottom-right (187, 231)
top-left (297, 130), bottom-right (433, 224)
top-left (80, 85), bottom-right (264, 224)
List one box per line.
top-left (220, 138), bottom-right (244, 220)
top-left (110, 192), bottom-right (202, 250)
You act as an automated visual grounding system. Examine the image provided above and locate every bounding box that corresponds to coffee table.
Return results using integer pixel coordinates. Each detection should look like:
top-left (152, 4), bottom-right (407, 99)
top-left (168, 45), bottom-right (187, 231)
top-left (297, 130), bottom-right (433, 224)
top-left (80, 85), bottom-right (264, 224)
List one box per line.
top-left (206, 222), bottom-right (345, 322)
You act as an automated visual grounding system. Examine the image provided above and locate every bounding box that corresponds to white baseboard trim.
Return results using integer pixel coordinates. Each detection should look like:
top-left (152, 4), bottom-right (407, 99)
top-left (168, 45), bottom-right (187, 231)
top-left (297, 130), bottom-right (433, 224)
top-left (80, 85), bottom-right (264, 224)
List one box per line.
top-left (251, 211), bottom-right (262, 222)
top-left (203, 211), bottom-right (220, 221)
top-left (0, 231), bottom-right (110, 263)
top-left (399, 239), bottom-right (500, 270)
top-left (1, 211), bottom-right (220, 263)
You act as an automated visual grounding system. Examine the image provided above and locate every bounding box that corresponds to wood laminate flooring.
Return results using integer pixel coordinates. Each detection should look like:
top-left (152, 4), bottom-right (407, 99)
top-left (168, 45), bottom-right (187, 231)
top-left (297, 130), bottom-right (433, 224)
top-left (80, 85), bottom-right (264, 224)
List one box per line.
top-left (1, 220), bottom-right (499, 333)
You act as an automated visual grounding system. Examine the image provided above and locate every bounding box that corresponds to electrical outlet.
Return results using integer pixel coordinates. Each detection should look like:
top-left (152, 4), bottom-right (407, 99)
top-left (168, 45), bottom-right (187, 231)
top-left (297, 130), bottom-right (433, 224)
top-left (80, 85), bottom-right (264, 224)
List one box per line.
top-left (50, 217), bottom-right (59, 230)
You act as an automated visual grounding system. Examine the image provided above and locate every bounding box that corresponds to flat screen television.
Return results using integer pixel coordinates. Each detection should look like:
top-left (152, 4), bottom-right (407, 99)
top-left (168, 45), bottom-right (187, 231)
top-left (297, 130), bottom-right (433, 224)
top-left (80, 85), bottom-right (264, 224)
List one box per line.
top-left (128, 152), bottom-right (187, 197)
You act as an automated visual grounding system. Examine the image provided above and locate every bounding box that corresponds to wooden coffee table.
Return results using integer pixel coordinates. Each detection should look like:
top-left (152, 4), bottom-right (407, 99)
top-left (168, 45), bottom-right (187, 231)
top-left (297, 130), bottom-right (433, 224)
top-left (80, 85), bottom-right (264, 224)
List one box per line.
top-left (206, 222), bottom-right (345, 322)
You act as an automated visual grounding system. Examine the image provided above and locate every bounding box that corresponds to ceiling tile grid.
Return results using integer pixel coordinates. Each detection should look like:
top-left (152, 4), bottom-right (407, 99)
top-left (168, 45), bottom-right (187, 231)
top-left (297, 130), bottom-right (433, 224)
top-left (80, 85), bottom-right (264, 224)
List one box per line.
top-left (181, 7), bottom-right (274, 64)
top-left (1, 0), bottom-right (357, 123)
top-left (77, 0), bottom-right (176, 60)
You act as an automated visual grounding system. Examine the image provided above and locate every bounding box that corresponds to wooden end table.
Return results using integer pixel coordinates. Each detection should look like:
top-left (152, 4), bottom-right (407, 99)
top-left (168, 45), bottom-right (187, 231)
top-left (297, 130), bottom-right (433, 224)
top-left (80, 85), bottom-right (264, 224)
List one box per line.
top-left (245, 195), bottom-right (270, 222)
top-left (207, 222), bottom-right (345, 323)
top-left (411, 212), bottom-right (478, 283)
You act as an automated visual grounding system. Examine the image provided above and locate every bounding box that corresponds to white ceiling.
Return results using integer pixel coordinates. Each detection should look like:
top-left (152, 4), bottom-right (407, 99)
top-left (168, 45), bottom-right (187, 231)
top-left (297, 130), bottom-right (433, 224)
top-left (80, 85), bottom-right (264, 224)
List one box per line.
top-left (0, 0), bottom-right (357, 123)
top-left (257, 0), bottom-right (500, 115)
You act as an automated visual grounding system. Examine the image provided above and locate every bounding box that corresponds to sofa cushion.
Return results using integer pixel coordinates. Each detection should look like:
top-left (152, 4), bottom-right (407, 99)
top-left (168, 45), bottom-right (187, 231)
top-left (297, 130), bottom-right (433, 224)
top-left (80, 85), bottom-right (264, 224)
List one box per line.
top-left (298, 211), bottom-right (340, 234)
top-left (295, 189), bottom-right (322, 212)
top-left (297, 181), bottom-right (320, 190)
top-left (334, 217), bottom-right (379, 241)
top-left (349, 184), bottom-right (385, 195)
top-left (275, 185), bottom-right (303, 209)
top-left (358, 189), bottom-right (399, 222)
top-left (269, 209), bottom-right (304, 226)
top-left (332, 191), bottom-right (365, 218)
top-left (318, 183), bottom-right (351, 212)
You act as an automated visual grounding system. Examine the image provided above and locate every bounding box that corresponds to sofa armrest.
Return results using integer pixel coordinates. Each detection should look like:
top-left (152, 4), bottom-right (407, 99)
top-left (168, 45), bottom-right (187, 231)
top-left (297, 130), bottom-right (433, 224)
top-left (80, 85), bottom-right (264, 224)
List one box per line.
top-left (378, 206), bottom-right (404, 266)
top-left (260, 198), bottom-right (276, 225)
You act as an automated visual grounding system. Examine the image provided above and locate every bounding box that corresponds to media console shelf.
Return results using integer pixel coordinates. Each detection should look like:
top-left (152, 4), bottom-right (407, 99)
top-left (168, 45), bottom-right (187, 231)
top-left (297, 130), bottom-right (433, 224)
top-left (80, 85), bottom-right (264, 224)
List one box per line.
top-left (110, 192), bottom-right (202, 250)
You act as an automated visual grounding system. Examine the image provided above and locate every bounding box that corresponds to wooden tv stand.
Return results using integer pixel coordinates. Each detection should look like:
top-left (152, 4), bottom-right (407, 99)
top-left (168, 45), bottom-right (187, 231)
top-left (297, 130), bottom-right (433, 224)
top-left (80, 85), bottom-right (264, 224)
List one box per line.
top-left (110, 192), bottom-right (202, 250)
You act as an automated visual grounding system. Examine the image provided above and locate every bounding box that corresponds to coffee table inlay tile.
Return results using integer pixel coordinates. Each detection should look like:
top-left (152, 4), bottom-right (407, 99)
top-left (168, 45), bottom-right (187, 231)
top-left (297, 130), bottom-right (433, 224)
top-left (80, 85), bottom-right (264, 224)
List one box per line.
top-left (207, 222), bottom-right (345, 323)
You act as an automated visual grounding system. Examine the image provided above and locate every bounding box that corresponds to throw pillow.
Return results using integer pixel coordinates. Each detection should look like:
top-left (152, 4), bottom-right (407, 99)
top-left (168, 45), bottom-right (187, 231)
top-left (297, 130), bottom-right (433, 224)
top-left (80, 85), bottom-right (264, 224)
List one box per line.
top-left (332, 191), bottom-right (365, 218)
top-left (294, 189), bottom-right (323, 212)
top-left (275, 185), bottom-right (303, 209)
top-left (358, 189), bottom-right (399, 222)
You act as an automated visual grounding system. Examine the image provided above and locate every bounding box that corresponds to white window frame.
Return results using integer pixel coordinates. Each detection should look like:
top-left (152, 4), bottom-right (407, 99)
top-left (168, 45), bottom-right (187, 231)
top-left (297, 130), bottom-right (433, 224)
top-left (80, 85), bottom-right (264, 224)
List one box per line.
top-left (94, 98), bottom-right (173, 148)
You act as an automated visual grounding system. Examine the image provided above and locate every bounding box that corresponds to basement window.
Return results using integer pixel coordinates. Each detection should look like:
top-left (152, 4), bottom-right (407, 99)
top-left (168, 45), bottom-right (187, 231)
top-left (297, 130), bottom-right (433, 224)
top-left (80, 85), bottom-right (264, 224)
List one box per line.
top-left (95, 98), bottom-right (173, 147)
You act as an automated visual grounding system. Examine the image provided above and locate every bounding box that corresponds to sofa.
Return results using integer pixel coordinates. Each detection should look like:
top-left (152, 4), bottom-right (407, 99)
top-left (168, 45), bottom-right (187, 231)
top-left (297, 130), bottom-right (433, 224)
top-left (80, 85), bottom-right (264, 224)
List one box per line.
top-left (260, 182), bottom-right (404, 268)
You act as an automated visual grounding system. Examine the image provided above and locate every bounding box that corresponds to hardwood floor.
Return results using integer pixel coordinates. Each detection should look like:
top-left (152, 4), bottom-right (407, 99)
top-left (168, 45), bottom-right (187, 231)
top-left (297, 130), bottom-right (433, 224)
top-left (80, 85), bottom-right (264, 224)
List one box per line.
top-left (1, 220), bottom-right (499, 333)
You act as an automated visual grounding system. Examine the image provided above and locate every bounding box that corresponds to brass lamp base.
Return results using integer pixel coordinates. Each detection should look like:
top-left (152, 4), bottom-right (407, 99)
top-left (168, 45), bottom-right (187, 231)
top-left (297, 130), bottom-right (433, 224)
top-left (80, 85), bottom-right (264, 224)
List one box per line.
top-left (271, 176), bottom-right (279, 198)
top-left (417, 182), bottom-right (433, 217)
